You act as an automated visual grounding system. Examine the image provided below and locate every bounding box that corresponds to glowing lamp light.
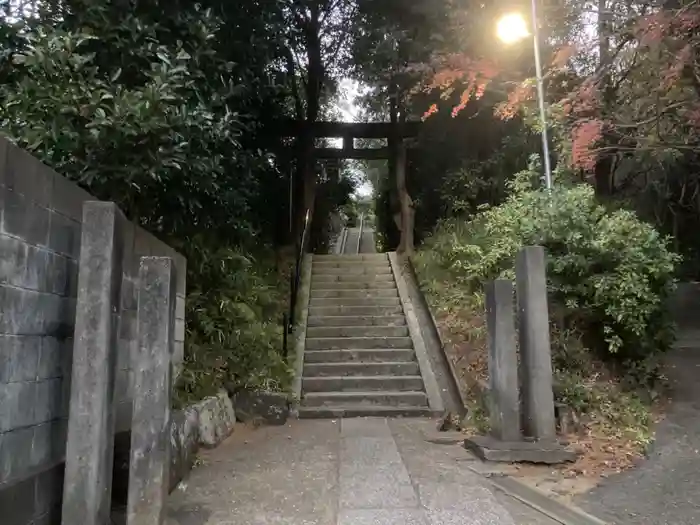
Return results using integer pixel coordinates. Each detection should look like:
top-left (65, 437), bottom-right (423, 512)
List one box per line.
top-left (496, 13), bottom-right (530, 44)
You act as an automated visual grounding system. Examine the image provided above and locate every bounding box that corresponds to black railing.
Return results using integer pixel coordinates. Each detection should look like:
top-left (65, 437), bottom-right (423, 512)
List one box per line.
top-left (283, 209), bottom-right (310, 358)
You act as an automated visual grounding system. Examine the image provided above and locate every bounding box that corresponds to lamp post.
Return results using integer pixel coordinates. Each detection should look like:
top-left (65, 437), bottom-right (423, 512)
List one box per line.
top-left (497, 4), bottom-right (553, 190)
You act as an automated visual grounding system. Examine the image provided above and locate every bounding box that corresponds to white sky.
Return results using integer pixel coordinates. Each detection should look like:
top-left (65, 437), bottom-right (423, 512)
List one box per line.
top-left (332, 78), bottom-right (374, 198)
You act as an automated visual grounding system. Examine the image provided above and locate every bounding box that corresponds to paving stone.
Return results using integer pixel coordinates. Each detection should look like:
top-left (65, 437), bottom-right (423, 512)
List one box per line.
top-left (341, 417), bottom-right (394, 438)
top-left (337, 509), bottom-right (428, 525)
top-left (339, 431), bottom-right (417, 509)
top-left (416, 482), bottom-right (499, 511)
top-left (425, 509), bottom-right (516, 525)
top-left (339, 470), bottom-right (418, 509)
top-left (341, 437), bottom-right (406, 468)
top-left (163, 419), bottom-right (567, 525)
top-left (167, 420), bottom-right (339, 525)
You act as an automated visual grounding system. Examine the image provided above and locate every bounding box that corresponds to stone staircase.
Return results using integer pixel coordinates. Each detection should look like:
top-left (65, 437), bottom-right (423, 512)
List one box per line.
top-left (298, 253), bottom-right (433, 418)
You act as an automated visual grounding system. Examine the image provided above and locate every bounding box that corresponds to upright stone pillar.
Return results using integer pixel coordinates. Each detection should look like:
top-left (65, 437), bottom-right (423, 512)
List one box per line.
top-left (62, 202), bottom-right (124, 525)
top-left (127, 257), bottom-right (177, 525)
top-left (515, 246), bottom-right (556, 441)
top-left (485, 280), bottom-right (521, 442)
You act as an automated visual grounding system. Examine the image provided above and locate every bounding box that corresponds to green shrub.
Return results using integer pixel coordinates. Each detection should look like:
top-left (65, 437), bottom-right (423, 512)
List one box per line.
top-left (416, 166), bottom-right (680, 362)
top-left (174, 238), bottom-right (292, 406)
top-left (0, 11), bottom-right (295, 406)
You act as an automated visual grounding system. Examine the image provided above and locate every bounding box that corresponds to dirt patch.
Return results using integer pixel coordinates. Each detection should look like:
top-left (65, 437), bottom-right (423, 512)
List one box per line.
top-left (432, 303), bottom-right (664, 503)
top-left (436, 308), bottom-right (488, 394)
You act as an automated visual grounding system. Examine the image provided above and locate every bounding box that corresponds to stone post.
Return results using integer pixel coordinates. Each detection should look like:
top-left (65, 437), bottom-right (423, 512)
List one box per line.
top-left (516, 246), bottom-right (556, 441)
top-left (485, 279), bottom-right (521, 442)
top-left (127, 257), bottom-right (177, 525)
top-left (62, 202), bottom-right (124, 525)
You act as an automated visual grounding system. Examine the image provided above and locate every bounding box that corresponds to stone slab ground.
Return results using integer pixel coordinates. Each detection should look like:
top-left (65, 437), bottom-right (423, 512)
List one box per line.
top-left (577, 336), bottom-right (700, 525)
top-left (165, 418), bottom-right (561, 525)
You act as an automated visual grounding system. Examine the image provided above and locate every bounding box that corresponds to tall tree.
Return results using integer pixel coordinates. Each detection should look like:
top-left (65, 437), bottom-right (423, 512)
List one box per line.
top-left (281, 0), bottom-right (359, 241)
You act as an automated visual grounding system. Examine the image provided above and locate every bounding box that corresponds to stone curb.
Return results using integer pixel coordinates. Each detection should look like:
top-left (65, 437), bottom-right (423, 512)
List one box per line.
top-left (399, 254), bottom-right (467, 417)
top-left (388, 251), bottom-right (444, 414)
top-left (485, 475), bottom-right (608, 525)
top-left (291, 254), bottom-right (313, 414)
top-left (420, 431), bottom-right (605, 524)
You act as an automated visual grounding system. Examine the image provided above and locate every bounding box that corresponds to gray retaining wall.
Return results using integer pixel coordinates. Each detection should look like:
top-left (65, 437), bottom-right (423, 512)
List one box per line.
top-left (0, 136), bottom-right (186, 525)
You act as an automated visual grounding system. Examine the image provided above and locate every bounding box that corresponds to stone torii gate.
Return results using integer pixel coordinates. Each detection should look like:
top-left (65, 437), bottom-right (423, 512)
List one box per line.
top-left (275, 119), bottom-right (423, 253)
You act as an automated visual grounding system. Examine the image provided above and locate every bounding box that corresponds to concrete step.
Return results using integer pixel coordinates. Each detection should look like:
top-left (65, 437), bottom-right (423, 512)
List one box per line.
top-left (307, 315), bottom-right (406, 327)
top-left (310, 280), bottom-right (396, 290)
top-left (312, 266), bottom-right (392, 275)
top-left (301, 391), bottom-right (429, 408)
top-left (313, 261), bottom-right (390, 269)
top-left (312, 274), bottom-right (395, 284)
top-left (314, 254), bottom-right (388, 262)
top-left (310, 288), bottom-right (398, 299)
top-left (303, 348), bottom-right (415, 363)
top-left (303, 361), bottom-right (420, 377)
top-left (302, 375), bottom-right (425, 393)
top-left (306, 325), bottom-right (408, 338)
top-left (305, 336), bottom-right (413, 350)
top-left (297, 405), bottom-right (434, 419)
top-left (309, 297), bottom-right (401, 307)
top-left (308, 305), bottom-right (404, 317)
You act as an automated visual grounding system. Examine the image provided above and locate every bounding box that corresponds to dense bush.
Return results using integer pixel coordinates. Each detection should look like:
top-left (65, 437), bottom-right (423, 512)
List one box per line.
top-left (0, 7), bottom-right (295, 402)
top-left (174, 240), bottom-right (291, 404)
top-left (415, 163), bottom-right (680, 362)
top-left (0, 10), bottom-right (265, 242)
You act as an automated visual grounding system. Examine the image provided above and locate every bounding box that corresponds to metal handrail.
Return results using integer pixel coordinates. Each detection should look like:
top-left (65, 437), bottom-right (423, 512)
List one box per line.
top-left (336, 227), bottom-right (348, 254)
top-left (356, 214), bottom-right (364, 255)
top-left (283, 209), bottom-right (310, 358)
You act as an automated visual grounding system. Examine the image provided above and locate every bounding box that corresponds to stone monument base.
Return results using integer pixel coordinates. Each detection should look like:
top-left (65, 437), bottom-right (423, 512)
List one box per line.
top-left (464, 435), bottom-right (576, 464)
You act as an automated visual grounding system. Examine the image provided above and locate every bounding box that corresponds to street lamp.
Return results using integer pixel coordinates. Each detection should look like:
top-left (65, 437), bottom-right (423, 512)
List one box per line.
top-left (497, 5), bottom-right (553, 191)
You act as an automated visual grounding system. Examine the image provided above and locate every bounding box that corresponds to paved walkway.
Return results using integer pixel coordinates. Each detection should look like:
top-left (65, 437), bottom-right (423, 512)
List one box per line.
top-left (166, 418), bottom-right (556, 525)
top-left (578, 331), bottom-right (700, 524)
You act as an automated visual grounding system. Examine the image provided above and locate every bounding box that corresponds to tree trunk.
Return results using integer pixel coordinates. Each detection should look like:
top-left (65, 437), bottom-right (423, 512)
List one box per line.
top-left (594, 0), bottom-right (614, 196)
top-left (387, 86), bottom-right (401, 250)
top-left (291, 3), bottom-right (324, 245)
top-left (395, 139), bottom-right (415, 255)
top-left (594, 155), bottom-right (614, 196)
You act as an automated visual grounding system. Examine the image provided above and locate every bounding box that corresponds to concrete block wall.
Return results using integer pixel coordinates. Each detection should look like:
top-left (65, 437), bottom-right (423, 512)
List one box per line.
top-left (0, 137), bottom-right (186, 525)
